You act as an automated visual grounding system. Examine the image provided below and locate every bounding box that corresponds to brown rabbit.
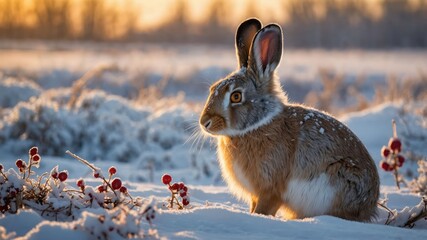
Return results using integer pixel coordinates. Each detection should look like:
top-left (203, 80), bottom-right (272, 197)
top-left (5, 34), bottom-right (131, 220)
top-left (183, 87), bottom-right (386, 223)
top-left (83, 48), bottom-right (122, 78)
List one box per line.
top-left (199, 18), bottom-right (379, 222)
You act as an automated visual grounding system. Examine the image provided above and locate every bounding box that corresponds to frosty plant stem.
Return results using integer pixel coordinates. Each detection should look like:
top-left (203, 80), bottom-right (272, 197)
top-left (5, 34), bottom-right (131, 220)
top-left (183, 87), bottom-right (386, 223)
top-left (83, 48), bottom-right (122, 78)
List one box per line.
top-left (391, 120), bottom-right (400, 189)
top-left (66, 150), bottom-right (119, 199)
top-left (65, 150), bottom-right (97, 171)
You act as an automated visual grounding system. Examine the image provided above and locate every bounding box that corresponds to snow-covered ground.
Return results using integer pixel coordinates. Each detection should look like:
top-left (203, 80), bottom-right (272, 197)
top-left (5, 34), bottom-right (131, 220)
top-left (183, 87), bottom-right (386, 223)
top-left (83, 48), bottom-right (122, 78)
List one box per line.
top-left (0, 44), bottom-right (426, 239)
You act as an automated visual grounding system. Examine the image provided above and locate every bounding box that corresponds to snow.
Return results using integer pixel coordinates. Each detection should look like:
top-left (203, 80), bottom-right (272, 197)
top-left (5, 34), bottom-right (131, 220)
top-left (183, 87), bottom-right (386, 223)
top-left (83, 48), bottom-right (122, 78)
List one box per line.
top-left (0, 45), bottom-right (426, 239)
top-left (1, 101), bottom-right (425, 239)
top-left (0, 183), bottom-right (426, 239)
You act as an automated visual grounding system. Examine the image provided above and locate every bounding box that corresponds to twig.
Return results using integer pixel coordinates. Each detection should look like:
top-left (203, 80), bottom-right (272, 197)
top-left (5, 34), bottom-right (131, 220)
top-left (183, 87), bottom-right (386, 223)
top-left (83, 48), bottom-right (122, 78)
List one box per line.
top-left (392, 119), bottom-right (397, 138)
top-left (391, 119), bottom-right (401, 189)
top-left (0, 170), bottom-right (8, 181)
top-left (393, 158), bottom-right (401, 190)
top-left (378, 201), bottom-right (396, 225)
top-left (65, 150), bottom-right (97, 171)
top-left (403, 197), bottom-right (427, 228)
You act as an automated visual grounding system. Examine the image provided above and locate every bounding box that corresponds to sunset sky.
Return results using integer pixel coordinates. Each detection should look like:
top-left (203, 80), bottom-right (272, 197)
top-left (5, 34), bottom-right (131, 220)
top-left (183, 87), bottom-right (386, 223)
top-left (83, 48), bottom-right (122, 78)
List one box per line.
top-left (120, 0), bottom-right (386, 29)
top-left (0, 0), bottom-right (423, 43)
top-left (127, 0), bottom-right (286, 29)
top-left (13, 0), bottom-right (394, 30)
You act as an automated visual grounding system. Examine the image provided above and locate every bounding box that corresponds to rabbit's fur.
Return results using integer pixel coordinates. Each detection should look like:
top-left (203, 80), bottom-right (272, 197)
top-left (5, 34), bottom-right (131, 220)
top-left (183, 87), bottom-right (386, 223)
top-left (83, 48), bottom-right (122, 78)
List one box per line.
top-left (199, 18), bottom-right (379, 222)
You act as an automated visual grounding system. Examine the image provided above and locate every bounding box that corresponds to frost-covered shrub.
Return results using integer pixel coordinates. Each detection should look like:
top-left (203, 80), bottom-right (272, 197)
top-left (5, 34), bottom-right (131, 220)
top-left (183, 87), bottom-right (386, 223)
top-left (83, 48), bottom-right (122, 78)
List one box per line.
top-left (73, 91), bottom-right (146, 162)
top-left (0, 147), bottom-right (152, 216)
top-left (0, 77), bottom-right (41, 108)
top-left (0, 148), bottom-right (156, 239)
top-left (36, 69), bottom-right (77, 89)
top-left (409, 160), bottom-right (427, 195)
top-left (0, 93), bottom-right (74, 155)
top-left (0, 95), bottom-right (79, 155)
top-left (0, 88), bottom-right (199, 168)
top-left (84, 67), bottom-right (138, 98)
top-left (415, 160), bottom-right (427, 194)
top-left (74, 205), bottom-right (156, 239)
top-left (380, 197), bottom-right (427, 228)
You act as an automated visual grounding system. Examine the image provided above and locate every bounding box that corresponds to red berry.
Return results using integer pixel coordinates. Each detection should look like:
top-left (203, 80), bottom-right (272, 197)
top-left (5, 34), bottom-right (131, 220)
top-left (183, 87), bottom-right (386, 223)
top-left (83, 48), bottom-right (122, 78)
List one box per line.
top-left (182, 198), bottom-right (190, 206)
top-left (397, 155), bottom-right (405, 167)
top-left (32, 154), bottom-right (41, 162)
top-left (16, 159), bottom-right (24, 169)
top-left (98, 185), bottom-right (105, 192)
top-left (388, 138), bottom-right (402, 153)
top-left (29, 147), bottom-right (38, 156)
top-left (111, 178), bottom-right (122, 190)
top-left (108, 166), bottom-right (117, 175)
top-left (94, 172), bottom-right (100, 178)
top-left (180, 191), bottom-right (187, 197)
top-left (182, 186), bottom-right (188, 192)
top-left (77, 179), bottom-right (85, 187)
top-left (119, 186), bottom-right (127, 193)
top-left (178, 182), bottom-right (185, 190)
top-left (170, 183), bottom-right (179, 190)
top-left (162, 174), bottom-right (172, 185)
top-left (380, 161), bottom-right (391, 171)
top-left (58, 171), bottom-right (68, 182)
top-left (51, 172), bottom-right (58, 179)
top-left (0, 164), bottom-right (3, 171)
top-left (381, 146), bottom-right (391, 158)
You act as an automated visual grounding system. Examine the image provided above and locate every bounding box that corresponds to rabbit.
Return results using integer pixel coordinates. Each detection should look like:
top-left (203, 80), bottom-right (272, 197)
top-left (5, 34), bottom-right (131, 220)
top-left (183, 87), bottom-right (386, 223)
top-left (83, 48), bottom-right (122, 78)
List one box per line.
top-left (199, 18), bottom-right (379, 222)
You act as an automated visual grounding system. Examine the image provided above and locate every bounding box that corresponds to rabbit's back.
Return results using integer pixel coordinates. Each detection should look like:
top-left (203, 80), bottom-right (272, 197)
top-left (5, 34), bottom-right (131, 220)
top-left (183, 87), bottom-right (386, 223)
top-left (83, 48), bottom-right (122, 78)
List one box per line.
top-left (285, 104), bottom-right (379, 221)
top-left (218, 104), bottom-right (379, 221)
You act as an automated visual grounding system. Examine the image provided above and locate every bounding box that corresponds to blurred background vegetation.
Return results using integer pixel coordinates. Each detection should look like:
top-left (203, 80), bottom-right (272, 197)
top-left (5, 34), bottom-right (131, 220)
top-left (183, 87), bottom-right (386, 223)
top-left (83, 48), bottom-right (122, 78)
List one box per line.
top-left (0, 0), bottom-right (426, 48)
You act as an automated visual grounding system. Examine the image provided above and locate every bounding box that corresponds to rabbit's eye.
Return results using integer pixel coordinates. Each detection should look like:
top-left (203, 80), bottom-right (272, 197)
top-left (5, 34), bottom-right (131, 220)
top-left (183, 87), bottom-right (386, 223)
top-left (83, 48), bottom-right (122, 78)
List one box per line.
top-left (230, 91), bottom-right (242, 103)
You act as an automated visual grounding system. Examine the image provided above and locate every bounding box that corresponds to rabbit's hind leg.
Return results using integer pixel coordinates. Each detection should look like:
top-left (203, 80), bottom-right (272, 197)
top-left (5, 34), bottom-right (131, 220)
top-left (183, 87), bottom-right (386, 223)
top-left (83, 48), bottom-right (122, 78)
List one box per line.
top-left (252, 194), bottom-right (282, 216)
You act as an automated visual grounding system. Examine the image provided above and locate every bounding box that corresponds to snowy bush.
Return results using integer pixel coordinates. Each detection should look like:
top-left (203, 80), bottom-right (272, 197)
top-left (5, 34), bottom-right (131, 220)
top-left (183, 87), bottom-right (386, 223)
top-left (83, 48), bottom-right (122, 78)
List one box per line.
top-left (0, 88), bottom-right (201, 169)
top-left (0, 147), bottom-right (156, 239)
top-left (379, 196), bottom-right (427, 228)
top-left (409, 160), bottom-right (427, 195)
top-left (36, 69), bottom-right (77, 89)
top-left (72, 65), bottom-right (139, 98)
top-left (0, 77), bottom-right (41, 108)
top-left (0, 92), bottom-right (79, 155)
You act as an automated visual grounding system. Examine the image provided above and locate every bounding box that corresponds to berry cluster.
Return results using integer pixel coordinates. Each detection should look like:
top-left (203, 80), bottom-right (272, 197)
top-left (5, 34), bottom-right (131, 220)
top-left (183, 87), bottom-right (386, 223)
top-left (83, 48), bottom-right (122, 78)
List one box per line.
top-left (91, 166), bottom-right (127, 195)
top-left (51, 166), bottom-right (69, 182)
top-left (1, 146), bottom-right (47, 213)
top-left (380, 120), bottom-right (405, 189)
top-left (380, 139), bottom-right (405, 171)
top-left (15, 147), bottom-right (41, 176)
top-left (161, 174), bottom-right (190, 209)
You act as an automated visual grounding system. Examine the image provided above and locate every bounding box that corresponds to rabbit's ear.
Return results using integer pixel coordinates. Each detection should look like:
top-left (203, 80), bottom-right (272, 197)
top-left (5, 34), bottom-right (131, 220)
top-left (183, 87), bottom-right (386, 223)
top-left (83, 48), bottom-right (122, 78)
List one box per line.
top-left (248, 24), bottom-right (282, 79)
top-left (235, 18), bottom-right (262, 69)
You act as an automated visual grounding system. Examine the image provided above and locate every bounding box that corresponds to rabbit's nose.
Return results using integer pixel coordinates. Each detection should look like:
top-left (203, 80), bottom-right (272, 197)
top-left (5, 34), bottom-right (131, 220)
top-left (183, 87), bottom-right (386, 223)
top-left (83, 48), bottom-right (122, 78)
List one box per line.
top-left (200, 115), bottom-right (212, 130)
top-left (204, 120), bottom-right (212, 129)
